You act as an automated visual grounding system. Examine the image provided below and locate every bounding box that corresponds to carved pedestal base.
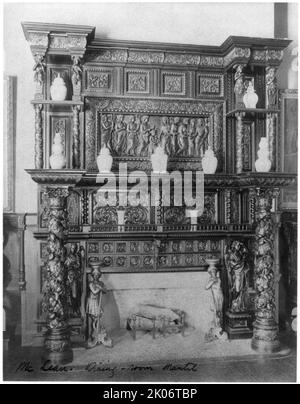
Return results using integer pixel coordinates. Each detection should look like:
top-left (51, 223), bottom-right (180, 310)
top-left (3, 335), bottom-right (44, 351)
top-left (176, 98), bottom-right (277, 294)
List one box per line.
top-left (43, 327), bottom-right (73, 365)
top-left (251, 318), bottom-right (280, 353)
top-left (225, 311), bottom-right (253, 340)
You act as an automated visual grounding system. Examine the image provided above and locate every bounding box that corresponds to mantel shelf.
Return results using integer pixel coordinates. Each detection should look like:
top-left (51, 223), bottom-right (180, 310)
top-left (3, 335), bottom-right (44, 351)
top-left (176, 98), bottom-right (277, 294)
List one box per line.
top-left (226, 108), bottom-right (280, 117)
top-left (25, 169), bottom-right (297, 189)
top-left (31, 100), bottom-right (84, 106)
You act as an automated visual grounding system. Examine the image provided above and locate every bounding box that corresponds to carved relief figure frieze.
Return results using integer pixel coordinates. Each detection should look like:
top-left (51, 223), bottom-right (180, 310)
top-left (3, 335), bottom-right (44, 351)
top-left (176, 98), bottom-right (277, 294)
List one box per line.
top-left (98, 113), bottom-right (213, 161)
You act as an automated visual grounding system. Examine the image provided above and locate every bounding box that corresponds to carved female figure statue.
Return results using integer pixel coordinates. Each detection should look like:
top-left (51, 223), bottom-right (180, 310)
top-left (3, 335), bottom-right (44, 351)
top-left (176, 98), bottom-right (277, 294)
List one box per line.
top-left (65, 243), bottom-right (83, 318)
top-left (188, 118), bottom-right (196, 157)
top-left (266, 67), bottom-right (277, 107)
top-left (114, 115), bottom-right (127, 155)
top-left (139, 115), bottom-right (152, 156)
top-left (149, 127), bottom-right (161, 155)
top-left (101, 114), bottom-right (113, 150)
top-left (205, 263), bottom-right (227, 341)
top-left (33, 55), bottom-right (46, 86)
top-left (160, 117), bottom-right (171, 156)
top-left (234, 64), bottom-right (245, 107)
top-left (225, 241), bottom-right (249, 313)
top-left (86, 265), bottom-right (113, 349)
top-left (177, 118), bottom-right (189, 156)
top-left (195, 118), bottom-right (208, 157)
top-left (71, 56), bottom-right (82, 95)
top-left (126, 115), bottom-right (139, 156)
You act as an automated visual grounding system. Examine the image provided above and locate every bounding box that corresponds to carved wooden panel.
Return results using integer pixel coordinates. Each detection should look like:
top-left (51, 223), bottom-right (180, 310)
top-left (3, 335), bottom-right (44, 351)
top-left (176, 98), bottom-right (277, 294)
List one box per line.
top-left (242, 122), bottom-right (254, 172)
top-left (161, 71), bottom-right (187, 96)
top-left (86, 238), bottom-right (221, 273)
top-left (84, 67), bottom-right (114, 94)
top-left (197, 74), bottom-right (224, 97)
top-left (125, 69), bottom-right (151, 95)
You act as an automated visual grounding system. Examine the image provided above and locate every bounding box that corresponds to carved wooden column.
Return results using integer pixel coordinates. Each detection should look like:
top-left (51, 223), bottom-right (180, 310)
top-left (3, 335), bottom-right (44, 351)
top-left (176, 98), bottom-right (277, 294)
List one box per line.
top-left (235, 112), bottom-right (245, 173)
top-left (71, 56), bottom-right (82, 101)
top-left (72, 105), bottom-right (81, 168)
top-left (266, 112), bottom-right (277, 171)
top-left (34, 103), bottom-right (43, 169)
top-left (43, 187), bottom-right (73, 365)
top-left (266, 67), bottom-right (278, 108)
top-left (251, 187), bottom-right (281, 353)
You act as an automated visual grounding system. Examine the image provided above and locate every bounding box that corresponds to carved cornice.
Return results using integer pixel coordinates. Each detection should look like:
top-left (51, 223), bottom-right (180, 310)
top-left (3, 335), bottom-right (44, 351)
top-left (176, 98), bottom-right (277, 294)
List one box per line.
top-left (22, 22), bottom-right (95, 57)
top-left (92, 97), bottom-right (222, 115)
top-left (26, 169), bottom-right (85, 185)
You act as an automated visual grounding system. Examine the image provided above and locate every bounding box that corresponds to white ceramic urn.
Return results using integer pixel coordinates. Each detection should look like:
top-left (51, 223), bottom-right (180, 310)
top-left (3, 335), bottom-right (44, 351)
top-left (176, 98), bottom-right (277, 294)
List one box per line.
top-left (202, 147), bottom-right (218, 174)
top-left (49, 132), bottom-right (66, 169)
top-left (255, 137), bottom-right (271, 172)
top-left (97, 146), bottom-right (113, 173)
top-left (151, 146), bottom-right (168, 173)
top-left (243, 81), bottom-right (259, 109)
top-left (50, 74), bottom-right (67, 101)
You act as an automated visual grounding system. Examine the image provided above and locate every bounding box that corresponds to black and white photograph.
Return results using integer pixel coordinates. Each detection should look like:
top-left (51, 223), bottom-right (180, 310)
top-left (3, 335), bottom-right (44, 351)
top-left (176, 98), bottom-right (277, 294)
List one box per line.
top-left (1, 0), bottom-right (299, 386)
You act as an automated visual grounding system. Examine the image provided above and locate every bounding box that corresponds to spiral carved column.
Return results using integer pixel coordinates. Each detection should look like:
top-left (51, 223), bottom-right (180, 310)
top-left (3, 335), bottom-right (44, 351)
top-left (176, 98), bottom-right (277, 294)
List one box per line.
top-left (72, 105), bottom-right (81, 169)
top-left (235, 112), bottom-right (245, 174)
top-left (251, 187), bottom-right (281, 353)
top-left (42, 187), bottom-right (73, 364)
top-left (34, 103), bottom-right (43, 169)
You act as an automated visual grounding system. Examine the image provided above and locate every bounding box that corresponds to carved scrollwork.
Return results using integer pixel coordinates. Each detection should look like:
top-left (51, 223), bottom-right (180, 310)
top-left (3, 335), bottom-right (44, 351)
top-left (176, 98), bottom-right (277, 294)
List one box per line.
top-left (93, 205), bottom-right (118, 226)
top-left (124, 206), bottom-right (148, 226)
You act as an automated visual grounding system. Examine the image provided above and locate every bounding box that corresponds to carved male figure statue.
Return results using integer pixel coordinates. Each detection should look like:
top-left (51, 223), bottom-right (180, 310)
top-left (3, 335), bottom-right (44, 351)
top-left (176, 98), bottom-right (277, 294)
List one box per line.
top-left (188, 118), bottom-right (196, 157)
top-left (101, 114), bottom-right (113, 150)
top-left (195, 118), bottom-right (208, 157)
top-left (139, 115), bottom-right (152, 156)
top-left (177, 118), bottom-right (189, 156)
top-left (225, 241), bottom-right (249, 313)
top-left (160, 116), bottom-right (171, 156)
top-left (86, 264), bottom-right (113, 349)
top-left (170, 117), bottom-right (180, 155)
top-left (114, 114), bottom-right (127, 155)
top-left (127, 115), bottom-right (139, 156)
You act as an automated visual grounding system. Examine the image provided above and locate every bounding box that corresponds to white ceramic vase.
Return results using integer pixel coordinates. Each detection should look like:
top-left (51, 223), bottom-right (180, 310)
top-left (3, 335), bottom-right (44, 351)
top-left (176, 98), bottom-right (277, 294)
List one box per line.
top-left (49, 132), bottom-right (66, 169)
top-left (50, 74), bottom-right (67, 101)
top-left (202, 147), bottom-right (218, 174)
top-left (243, 82), bottom-right (258, 109)
top-left (255, 137), bottom-right (271, 172)
top-left (97, 146), bottom-right (113, 173)
top-left (151, 146), bottom-right (168, 173)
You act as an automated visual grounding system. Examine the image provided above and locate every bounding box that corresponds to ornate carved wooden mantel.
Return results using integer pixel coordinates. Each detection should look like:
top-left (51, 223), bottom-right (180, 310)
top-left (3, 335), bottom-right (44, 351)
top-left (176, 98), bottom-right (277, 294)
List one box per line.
top-left (22, 22), bottom-right (296, 363)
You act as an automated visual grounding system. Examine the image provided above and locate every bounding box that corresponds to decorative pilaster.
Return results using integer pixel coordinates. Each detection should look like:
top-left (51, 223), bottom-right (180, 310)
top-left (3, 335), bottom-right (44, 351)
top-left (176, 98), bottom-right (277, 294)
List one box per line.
top-left (266, 112), bottom-right (277, 171)
top-left (34, 103), bottom-right (43, 169)
top-left (266, 67), bottom-right (278, 109)
top-left (42, 187), bottom-right (73, 364)
top-left (235, 112), bottom-right (245, 173)
top-left (71, 56), bottom-right (83, 101)
top-left (251, 187), bottom-right (281, 353)
top-left (72, 105), bottom-right (81, 168)
top-left (233, 64), bottom-right (246, 108)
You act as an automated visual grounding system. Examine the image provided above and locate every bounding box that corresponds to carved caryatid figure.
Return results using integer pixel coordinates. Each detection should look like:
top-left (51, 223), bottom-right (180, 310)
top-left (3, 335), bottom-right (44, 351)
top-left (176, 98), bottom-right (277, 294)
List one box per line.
top-left (139, 115), bottom-right (152, 156)
top-left (188, 118), bottom-right (196, 157)
top-left (71, 56), bottom-right (82, 96)
top-left (266, 67), bottom-right (277, 108)
top-left (234, 64), bottom-right (245, 107)
top-left (126, 115), bottom-right (139, 156)
top-left (86, 264), bottom-right (113, 348)
top-left (225, 241), bottom-right (249, 313)
top-left (195, 118), bottom-right (208, 157)
top-left (114, 114), bottom-right (127, 155)
top-left (177, 118), bottom-right (189, 156)
top-left (65, 243), bottom-right (84, 318)
top-left (160, 116), bottom-right (172, 156)
top-left (205, 261), bottom-right (227, 342)
top-left (33, 54), bottom-right (46, 86)
top-left (101, 114), bottom-right (113, 150)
